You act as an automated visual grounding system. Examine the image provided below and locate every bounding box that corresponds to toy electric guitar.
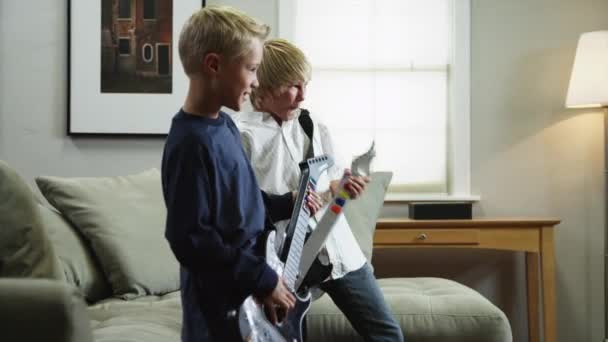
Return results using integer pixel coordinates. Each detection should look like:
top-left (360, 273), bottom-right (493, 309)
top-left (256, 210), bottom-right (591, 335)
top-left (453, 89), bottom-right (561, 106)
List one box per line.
top-left (238, 141), bottom-right (376, 341)
top-left (238, 155), bottom-right (334, 342)
top-left (297, 141), bottom-right (376, 291)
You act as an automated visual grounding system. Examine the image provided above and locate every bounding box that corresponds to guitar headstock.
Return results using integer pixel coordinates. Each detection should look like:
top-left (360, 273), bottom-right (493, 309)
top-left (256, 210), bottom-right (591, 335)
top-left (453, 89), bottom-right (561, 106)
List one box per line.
top-left (351, 141), bottom-right (376, 177)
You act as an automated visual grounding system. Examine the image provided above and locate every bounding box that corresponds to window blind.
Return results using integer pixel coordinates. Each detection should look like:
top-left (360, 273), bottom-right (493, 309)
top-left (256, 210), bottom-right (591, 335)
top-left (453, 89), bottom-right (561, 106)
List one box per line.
top-left (283, 0), bottom-right (451, 193)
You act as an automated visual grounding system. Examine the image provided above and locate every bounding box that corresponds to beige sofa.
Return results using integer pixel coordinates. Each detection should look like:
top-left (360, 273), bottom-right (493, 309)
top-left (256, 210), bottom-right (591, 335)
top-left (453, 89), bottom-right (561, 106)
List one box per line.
top-left (0, 160), bottom-right (512, 341)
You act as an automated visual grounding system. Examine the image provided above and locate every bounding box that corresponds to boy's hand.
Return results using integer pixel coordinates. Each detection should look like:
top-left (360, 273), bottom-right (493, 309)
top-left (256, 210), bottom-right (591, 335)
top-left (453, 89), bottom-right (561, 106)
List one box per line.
top-left (263, 277), bottom-right (295, 324)
top-left (292, 187), bottom-right (323, 216)
top-left (330, 170), bottom-right (371, 199)
top-left (305, 187), bottom-right (323, 215)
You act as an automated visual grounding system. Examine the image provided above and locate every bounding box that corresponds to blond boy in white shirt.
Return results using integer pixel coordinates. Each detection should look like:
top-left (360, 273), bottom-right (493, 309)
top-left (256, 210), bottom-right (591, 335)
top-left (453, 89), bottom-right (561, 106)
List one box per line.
top-left (235, 39), bottom-right (403, 342)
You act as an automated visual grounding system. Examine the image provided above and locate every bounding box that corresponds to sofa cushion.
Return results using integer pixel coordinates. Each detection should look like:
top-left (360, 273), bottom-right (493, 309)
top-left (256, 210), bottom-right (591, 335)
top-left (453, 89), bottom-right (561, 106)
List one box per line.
top-left (343, 172), bottom-right (392, 262)
top-left (0, 160), bottom-right (62, 279)
top-left (88, 291), bottom-right (181, 342)
top-left (307, 277), bottom-right (512, 342)
top-left (39, 204), bottom-right (112, 302)
top-left (36, 169), bottom-right (179, 299)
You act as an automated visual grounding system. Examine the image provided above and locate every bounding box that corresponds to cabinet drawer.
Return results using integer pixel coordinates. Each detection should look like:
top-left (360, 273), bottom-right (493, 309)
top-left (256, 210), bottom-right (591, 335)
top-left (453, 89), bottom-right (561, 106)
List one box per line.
top-left (374, 229), bottom-right (480, 245)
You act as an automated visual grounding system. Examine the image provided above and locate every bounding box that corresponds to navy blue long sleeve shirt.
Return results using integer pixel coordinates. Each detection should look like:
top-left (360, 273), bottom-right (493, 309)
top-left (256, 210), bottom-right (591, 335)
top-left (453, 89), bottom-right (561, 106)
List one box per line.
top-left (161, 110), bottom-right (292, 341)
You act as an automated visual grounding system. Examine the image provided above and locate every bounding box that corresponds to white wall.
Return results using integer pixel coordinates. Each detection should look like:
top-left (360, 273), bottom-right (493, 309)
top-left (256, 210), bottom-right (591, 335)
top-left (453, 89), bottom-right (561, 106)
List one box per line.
top-left (0, 1), bottom-right (166, 181)
top-left (1, 0), bottom-right (607, 341)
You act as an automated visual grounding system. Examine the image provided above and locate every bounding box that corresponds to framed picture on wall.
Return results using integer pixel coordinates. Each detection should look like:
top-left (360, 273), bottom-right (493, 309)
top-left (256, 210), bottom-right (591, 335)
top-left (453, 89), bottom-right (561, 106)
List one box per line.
top-left (68, 0), bottom-right (205, 136)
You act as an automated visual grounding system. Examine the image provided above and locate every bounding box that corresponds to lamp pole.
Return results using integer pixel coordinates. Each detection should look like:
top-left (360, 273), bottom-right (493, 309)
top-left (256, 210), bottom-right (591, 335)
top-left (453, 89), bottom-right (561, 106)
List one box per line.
top-left (605, 106), bottom-right (608, 340)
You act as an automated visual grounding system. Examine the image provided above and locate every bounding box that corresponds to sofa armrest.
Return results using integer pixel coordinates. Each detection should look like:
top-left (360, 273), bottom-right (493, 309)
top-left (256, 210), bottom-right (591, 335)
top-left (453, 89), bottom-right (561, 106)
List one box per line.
top-left (0, 278), bottom-right (93, 342)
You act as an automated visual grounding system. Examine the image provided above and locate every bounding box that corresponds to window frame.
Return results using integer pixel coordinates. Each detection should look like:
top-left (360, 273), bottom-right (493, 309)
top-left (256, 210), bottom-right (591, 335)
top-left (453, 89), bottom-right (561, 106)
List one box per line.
top-left (143, 0), bottom-right (157, 20)
top-left (142, 43), bottom-right (154, 63)
top-left (118, 37), bottom-right (131, 56)
top-left (118, 0), bottom-right (132, 20)
top-left (278, 0), bottom-right (475, 202)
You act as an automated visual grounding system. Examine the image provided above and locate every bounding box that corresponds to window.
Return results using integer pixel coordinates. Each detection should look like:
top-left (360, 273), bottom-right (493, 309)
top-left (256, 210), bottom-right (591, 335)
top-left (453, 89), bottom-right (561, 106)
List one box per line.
top-left (143, 0), bottom-right (156, 20)
top-left (118, 0), bottom-right (131, 19)
top-left (119, 38), bottom-right (130, 55)
top-left (279, 0), bottom-right (471, 200)
top-left (142, 43), bottom-right (154, 63)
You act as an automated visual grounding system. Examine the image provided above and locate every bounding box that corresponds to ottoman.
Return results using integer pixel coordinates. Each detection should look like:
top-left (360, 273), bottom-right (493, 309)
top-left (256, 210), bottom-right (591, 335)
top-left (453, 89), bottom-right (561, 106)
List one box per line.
top-left (307, 277), bottom-right (512, 342)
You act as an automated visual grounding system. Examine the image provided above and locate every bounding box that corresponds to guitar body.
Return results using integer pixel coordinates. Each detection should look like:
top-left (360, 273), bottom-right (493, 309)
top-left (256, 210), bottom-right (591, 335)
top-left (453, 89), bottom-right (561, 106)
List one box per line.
top-left (238, 231), bottom-right (311, 342)
top-left (299, 255), bottom-right (332, 293)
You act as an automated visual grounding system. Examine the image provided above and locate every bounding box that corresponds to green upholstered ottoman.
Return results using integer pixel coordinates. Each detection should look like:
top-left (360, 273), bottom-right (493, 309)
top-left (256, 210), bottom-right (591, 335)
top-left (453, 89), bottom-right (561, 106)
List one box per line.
top-left (307, 277), bottom-right (512, 342)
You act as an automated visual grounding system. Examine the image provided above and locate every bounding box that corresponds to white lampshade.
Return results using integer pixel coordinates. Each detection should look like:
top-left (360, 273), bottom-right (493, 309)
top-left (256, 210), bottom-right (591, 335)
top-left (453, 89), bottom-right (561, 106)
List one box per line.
top-left (566, 30), bottom-right (608, 108)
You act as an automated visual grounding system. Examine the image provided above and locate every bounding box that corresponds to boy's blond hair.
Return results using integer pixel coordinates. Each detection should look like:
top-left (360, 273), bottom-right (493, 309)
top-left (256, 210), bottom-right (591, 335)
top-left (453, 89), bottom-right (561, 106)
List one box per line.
top-left (178, 6), bottom-right (270, 76)
top-left (251, 39), bottom-right (311, 110)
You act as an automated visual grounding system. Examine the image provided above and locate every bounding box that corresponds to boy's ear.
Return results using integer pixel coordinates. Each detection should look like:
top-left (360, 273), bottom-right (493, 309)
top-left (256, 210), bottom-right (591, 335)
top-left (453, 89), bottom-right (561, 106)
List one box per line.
top-left (202, 53), bottom-right (221, 75)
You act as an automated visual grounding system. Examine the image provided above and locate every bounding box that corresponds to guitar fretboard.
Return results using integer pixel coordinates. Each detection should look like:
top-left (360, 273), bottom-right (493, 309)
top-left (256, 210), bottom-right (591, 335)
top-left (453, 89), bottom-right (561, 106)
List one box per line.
top-left (283, 179), bottom-right (314, 291)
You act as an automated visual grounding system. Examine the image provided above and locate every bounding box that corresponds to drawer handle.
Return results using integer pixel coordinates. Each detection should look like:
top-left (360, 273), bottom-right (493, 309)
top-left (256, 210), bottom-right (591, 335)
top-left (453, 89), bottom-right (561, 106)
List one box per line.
top-left (417, 233), bottom-right (428, 241)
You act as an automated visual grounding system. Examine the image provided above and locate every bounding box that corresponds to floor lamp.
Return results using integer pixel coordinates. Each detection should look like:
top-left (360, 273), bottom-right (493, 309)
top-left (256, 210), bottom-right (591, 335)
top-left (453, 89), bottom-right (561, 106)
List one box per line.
top-left (565, 30), bottom-right (608, 339)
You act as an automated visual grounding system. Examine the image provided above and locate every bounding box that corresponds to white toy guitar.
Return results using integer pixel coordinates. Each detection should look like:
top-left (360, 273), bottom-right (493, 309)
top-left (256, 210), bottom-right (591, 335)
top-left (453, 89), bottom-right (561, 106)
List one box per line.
top-left (296, 141), bottom-right (376, 291)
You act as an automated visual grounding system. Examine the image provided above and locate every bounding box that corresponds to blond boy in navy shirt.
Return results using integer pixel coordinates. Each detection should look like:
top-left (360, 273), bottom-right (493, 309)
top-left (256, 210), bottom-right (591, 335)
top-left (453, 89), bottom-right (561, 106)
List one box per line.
top-left (161, 7), bottom-right (322, 341)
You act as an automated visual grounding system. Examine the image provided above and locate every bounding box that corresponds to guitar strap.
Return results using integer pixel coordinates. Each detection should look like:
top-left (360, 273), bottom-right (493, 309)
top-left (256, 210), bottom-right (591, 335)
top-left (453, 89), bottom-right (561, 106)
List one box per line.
top-left (298, 109), bottom-right (315, 160)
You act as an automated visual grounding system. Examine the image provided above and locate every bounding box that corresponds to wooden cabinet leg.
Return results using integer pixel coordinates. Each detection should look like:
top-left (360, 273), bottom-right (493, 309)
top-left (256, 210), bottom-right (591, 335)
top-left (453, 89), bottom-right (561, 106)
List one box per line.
top-left (541, 227), bottom-right (557, 342)
top-left (526, 252), bottom-right (540, 342)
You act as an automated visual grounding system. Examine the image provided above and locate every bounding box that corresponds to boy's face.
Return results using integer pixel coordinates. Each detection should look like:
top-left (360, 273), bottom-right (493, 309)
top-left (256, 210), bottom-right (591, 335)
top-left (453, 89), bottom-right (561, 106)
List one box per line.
top-left (263, 81), bottom-right (307, 122)
top-left (217, 39), bottom-right (263, 112)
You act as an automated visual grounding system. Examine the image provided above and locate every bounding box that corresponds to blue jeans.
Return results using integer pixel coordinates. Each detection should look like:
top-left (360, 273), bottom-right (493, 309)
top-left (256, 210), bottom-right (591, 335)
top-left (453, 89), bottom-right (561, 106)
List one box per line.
top-left (320, 263), bottom-right (404, 342)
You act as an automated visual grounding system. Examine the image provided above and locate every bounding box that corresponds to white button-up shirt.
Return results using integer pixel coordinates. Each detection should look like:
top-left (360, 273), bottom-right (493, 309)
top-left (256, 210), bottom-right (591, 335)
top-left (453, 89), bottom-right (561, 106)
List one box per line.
top-left (232, 110), bottom-right (366, 280)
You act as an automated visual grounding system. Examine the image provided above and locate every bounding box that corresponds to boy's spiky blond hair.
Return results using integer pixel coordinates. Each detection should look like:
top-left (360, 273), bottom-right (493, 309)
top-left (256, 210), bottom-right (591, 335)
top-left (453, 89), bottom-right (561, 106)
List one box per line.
top-left (250, 39), bottom-right (311, 110)
top-left (178, 6), bottom-right (270, 76)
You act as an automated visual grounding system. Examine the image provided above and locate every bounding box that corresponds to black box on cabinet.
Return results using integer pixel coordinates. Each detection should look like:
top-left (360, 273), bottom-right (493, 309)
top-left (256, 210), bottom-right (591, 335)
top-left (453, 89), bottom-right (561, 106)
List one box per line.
top-left (408, 202), bottom-right (472, 220)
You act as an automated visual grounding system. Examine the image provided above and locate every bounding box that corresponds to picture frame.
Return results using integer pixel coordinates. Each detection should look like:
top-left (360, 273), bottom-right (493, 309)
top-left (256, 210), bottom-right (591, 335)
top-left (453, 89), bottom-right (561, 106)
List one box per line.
top-left (67, 0), bottom-right (205, 136)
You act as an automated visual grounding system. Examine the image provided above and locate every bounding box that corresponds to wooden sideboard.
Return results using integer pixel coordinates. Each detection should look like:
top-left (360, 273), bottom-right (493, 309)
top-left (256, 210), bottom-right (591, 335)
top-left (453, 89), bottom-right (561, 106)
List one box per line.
top-left (374, 218), bottom-right (561, 342)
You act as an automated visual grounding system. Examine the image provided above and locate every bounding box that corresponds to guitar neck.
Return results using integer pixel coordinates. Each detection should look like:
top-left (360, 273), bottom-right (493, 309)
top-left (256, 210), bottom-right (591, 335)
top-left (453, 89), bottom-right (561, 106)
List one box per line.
top-left (282, 207), bottom-right (310, 290)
